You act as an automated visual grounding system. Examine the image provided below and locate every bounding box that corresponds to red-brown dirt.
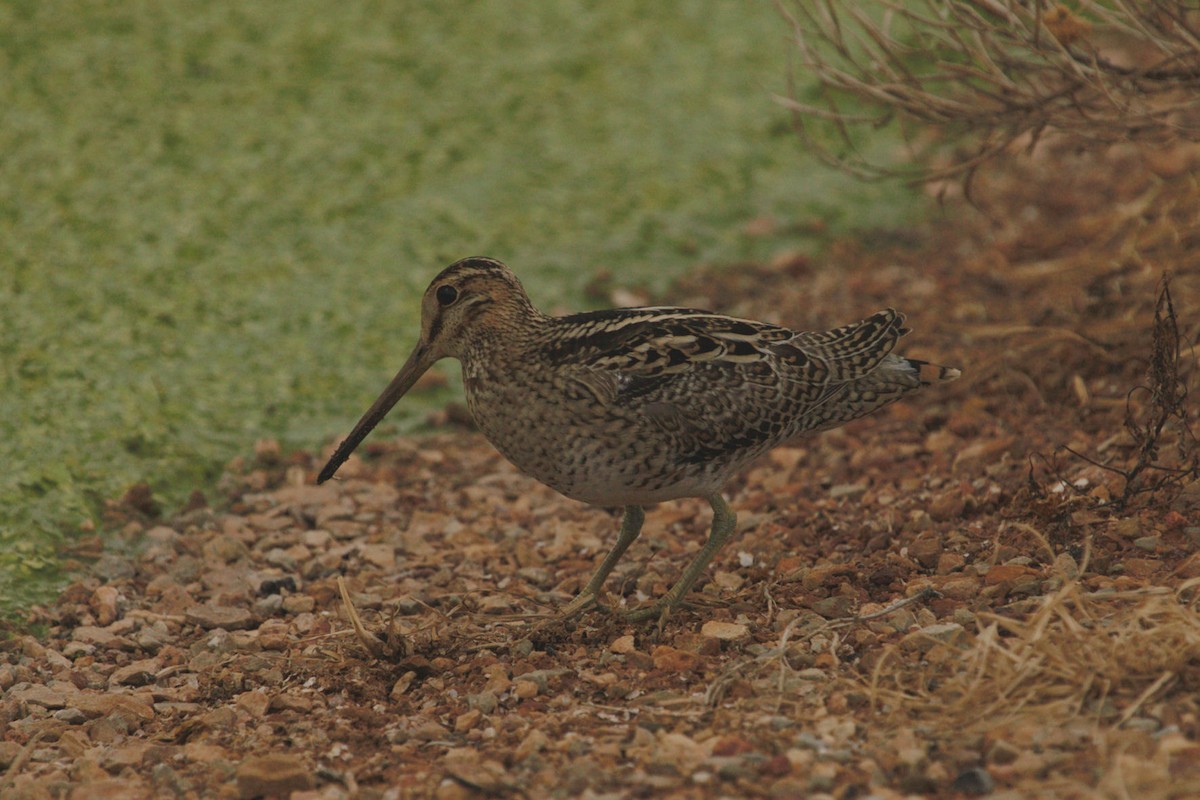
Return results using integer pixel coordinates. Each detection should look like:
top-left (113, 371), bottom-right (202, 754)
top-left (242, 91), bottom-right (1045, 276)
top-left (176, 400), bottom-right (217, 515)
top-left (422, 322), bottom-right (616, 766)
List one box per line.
top-left (3, 140), bottom-right (1199, 799)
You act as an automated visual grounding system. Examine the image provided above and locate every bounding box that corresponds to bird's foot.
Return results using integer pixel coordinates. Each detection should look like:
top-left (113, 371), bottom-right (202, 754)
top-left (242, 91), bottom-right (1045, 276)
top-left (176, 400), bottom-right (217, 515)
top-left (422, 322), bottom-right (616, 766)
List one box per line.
top-left (620, 599), bottom-right (682, 637)
top-left (557, 590), bottom-right (601, 621)
top-left (526, 591), bottom-right (601, 642)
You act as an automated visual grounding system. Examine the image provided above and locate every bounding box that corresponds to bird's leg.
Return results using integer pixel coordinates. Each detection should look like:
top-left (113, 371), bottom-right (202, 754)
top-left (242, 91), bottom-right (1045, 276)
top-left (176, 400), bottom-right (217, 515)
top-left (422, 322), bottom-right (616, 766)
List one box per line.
top-left (554, 505), bottom-right (646, 621)
top-left (624, 494), bottom-right (737, 628)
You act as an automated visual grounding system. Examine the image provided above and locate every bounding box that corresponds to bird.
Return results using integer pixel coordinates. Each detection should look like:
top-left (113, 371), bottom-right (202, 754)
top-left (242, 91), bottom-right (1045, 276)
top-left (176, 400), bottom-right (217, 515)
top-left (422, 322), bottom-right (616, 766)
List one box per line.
top-left (318, 256), bottom-right (960, 628)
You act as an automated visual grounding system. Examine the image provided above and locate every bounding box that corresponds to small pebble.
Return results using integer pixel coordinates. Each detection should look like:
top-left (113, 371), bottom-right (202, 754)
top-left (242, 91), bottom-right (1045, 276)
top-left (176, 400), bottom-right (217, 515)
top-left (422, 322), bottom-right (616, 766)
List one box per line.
top-left (236, 754), bottom-right (314, 799)
top-left (185, 605), bottom-right (255, 631)
top-left (952, 767), bottom-right (995, 795)
top-left (700, 620), bottom-right (749, 642)
top-left (53, 708), bottom-right (88, 725)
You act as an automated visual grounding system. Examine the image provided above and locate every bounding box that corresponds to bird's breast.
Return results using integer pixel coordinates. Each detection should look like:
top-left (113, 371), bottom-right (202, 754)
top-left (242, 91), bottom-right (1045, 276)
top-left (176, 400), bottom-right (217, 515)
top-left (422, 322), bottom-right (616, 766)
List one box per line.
top-left (459, 357), bottom-right (721, 505)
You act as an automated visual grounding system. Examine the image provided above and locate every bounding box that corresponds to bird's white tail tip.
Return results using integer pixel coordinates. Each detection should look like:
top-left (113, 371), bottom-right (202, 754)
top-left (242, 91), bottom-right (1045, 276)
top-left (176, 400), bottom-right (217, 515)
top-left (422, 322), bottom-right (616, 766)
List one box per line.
top-left (910, 360), bottom-right (961, 385)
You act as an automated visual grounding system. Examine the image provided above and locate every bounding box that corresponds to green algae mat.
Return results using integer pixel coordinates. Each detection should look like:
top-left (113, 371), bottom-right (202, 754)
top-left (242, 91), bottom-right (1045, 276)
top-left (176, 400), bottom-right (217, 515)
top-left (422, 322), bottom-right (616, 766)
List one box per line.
top-left (0, 1), bottom-right (918, 611)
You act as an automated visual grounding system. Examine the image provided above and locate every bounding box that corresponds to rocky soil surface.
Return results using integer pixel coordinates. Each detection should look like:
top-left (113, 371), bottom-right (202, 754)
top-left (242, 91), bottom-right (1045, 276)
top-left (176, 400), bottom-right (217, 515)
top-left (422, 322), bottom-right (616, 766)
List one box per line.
top-left (4, 142), bottom-right (1200, 799)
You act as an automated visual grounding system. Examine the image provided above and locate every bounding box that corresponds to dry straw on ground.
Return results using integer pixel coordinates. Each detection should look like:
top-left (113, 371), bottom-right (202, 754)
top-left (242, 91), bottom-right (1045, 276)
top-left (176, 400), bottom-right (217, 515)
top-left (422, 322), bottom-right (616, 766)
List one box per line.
top-left (865, 570), bottom-right (1200, 726)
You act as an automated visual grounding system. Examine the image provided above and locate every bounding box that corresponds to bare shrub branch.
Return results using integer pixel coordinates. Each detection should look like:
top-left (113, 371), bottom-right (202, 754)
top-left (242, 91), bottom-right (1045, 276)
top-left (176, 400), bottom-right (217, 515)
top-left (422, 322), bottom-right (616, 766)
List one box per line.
top-left (779, 1), bottom-right (1200, 180)
top-left (1032, 273), bottom-right (1200, 508)
top-left (1118, 272), bottom-right (1200, 503)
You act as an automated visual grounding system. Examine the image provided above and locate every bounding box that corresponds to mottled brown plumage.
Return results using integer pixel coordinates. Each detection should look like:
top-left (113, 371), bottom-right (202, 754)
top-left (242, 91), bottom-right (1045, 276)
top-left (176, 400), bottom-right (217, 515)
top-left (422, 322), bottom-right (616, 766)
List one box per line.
top-left (319, 257), bottom-right (959, 626)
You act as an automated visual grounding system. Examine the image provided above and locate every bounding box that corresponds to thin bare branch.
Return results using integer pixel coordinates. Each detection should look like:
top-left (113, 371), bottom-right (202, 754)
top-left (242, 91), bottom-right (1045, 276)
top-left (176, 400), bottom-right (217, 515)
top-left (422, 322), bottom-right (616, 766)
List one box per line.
top-left (780, 0), bottom-right (1200, 181)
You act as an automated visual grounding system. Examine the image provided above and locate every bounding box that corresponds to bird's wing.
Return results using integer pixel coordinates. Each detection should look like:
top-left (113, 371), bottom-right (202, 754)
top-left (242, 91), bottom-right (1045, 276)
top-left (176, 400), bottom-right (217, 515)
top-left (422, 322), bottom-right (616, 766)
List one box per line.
top-left (548, 307), bottom-right (908, 447)
top-left (546, 307), bottom-right (791, 381)
top-left (550, 306), bottom-right (905, 390)
top-left (770, 308), bottom-right (909, 383)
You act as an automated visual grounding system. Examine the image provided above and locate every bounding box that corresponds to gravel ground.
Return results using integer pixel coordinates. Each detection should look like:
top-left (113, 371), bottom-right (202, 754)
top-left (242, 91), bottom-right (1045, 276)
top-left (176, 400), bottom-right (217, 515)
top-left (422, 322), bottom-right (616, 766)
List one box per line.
top-left (3, 140), bottom-right (1200, 799)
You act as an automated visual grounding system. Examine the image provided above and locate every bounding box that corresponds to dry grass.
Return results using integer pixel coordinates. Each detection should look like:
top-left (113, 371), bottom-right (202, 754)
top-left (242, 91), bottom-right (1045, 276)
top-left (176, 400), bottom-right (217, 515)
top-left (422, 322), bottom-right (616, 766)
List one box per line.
top-left (864, 573), bottom-right (1200, 727)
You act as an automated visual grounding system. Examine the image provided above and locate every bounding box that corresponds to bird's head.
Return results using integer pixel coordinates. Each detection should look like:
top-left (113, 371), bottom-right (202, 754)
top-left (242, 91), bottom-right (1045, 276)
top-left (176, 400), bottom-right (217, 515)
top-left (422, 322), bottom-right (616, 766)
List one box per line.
top-left (317, 256), bottom-right (536, 483)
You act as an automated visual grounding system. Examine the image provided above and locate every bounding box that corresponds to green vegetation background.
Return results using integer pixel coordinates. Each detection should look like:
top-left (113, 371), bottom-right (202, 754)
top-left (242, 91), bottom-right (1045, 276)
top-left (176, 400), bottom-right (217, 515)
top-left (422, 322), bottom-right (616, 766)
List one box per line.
top-left (0, 1), bottom-right (917, 610)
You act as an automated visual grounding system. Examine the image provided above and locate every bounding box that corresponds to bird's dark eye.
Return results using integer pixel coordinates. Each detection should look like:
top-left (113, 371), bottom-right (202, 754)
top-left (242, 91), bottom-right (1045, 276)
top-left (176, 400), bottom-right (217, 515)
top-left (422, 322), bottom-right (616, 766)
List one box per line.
top-left (435, 285), bottom-right (459, 306)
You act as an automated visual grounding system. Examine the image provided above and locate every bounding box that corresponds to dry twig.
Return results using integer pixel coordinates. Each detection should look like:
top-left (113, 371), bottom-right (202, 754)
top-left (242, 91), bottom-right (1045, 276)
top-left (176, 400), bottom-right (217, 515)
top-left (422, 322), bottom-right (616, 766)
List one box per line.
top-left (338, 576), bottom-right (412, 659)
top-left (1057, 273), bottom-right (1200, 506)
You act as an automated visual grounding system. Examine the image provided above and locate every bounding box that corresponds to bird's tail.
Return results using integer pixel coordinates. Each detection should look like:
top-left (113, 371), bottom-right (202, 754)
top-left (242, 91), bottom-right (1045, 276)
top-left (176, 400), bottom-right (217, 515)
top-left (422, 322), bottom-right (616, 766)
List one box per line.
top-left (808, 354), bottom-right (960, 431)
top-left (905, 358), bottom-right (962, 386)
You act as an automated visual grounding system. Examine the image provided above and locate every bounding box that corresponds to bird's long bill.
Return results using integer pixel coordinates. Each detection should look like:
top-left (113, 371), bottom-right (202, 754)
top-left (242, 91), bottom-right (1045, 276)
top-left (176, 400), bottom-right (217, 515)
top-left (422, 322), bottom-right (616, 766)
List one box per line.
top-left (317, 343), bottom-right (435, 484)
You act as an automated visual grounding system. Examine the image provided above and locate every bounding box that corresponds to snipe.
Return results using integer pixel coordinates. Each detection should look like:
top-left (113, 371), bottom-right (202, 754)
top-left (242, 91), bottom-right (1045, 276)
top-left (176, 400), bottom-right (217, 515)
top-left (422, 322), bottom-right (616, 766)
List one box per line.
top-left (318, 257), bottom-right (959, 627)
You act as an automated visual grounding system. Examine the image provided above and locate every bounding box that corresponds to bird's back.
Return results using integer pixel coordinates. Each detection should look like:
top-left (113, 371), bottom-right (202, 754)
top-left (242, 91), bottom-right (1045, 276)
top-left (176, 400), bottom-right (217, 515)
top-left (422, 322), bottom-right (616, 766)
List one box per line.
top-left (462, 306), bottom-right (957, 506)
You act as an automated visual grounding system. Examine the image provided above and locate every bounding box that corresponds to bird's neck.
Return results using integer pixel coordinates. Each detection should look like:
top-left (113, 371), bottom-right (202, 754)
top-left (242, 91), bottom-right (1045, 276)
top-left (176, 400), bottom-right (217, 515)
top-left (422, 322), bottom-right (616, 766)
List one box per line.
top-left (458, 303), bottom-right (549, 365)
